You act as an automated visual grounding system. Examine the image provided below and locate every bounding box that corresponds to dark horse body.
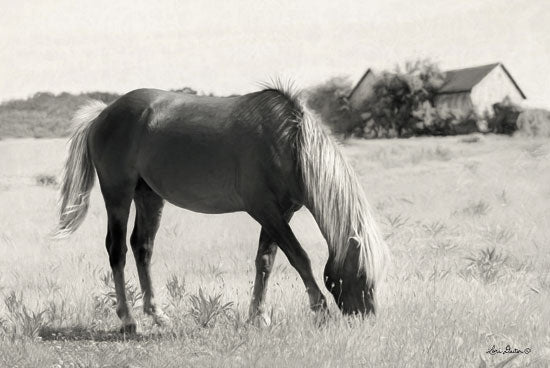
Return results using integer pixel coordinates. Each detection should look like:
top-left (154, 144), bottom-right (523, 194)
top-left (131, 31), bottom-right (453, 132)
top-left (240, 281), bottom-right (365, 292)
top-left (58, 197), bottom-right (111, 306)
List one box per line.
top-left (97, 89), bottom-right (301, 214)
top-left (55, 86), bottom-right (389, 332)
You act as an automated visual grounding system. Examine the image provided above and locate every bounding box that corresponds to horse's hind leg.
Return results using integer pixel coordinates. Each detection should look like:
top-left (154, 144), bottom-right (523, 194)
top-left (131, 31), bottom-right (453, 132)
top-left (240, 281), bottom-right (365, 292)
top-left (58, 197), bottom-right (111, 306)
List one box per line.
top-left (130, 178), bottom-right (168, 326)
top-left (102, 186), bottom-right (136, 333)
top-left (248, 228), bottom-right (278, 327)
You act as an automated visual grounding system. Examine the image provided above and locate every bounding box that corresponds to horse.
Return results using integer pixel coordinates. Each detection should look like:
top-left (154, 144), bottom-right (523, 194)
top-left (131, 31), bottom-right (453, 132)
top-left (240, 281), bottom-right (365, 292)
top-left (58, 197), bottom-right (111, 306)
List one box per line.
top-left (54, 84), bottom-right (389, 333)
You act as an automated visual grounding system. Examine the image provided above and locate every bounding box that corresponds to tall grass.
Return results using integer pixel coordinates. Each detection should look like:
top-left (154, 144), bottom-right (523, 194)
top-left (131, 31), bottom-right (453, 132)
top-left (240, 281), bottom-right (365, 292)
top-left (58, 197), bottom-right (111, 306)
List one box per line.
top-left (0, 135), bottom-right (548, 367)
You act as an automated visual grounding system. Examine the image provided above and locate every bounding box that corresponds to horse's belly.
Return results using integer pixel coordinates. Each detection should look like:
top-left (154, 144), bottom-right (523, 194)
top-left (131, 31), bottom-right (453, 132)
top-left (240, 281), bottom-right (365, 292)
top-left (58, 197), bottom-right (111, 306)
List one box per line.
top-left (162, 190), bottom-right (242, 214)
top-left (137, 148), bottom-right (245, 214)
top-left (143, 174), bottom-right (244, 214)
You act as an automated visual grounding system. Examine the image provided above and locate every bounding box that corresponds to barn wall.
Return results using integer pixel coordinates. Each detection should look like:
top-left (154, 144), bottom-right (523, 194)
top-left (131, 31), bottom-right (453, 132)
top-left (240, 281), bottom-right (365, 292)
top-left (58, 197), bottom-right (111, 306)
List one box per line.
top-left (349, 72), bottom-right (377, 110)
top-left (470, 65), bottom-right (524, 116)
top-left (434, 92), bottom-right (474, 118)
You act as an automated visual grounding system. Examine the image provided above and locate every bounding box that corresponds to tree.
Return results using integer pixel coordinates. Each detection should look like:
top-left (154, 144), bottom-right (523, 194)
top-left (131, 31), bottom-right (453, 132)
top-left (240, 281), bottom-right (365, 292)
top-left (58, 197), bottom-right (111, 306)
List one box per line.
top-left (363, 59), bottom-right (445, 138)
top-left (305, 77), bottom-right (357, 137)
top-left (171, 87), bottom-right (198, 95)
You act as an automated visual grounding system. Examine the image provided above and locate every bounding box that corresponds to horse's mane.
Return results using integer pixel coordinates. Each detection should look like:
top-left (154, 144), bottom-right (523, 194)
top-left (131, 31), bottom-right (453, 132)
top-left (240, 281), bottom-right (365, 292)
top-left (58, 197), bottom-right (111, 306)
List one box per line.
top-left (256, 81), bottom-right (389, 289)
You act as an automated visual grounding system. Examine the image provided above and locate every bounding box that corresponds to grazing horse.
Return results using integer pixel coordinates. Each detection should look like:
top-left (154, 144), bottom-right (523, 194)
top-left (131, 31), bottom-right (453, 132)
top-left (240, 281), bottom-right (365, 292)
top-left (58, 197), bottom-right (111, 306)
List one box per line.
top-left (54, 85), bottom-right (389, 332)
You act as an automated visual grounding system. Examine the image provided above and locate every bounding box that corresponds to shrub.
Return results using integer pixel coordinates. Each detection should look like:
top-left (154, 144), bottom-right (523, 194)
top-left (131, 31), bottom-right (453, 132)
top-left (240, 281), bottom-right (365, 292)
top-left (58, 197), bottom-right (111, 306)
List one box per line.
top-left (487, 97), bottom-right (522, 135)
top-left (166, 274), bottom-right (186, 308)
top-left (188, 288), bottom-right (233, 328)
top-left (459, 200), bottom-right (491, 216)
top-left (414, 104), bottom-right (479, 136)
top-left (516, 108), bottom-right (550, 137)
top-left (3, 291), bottom-right (46, 339)
top-left (463, 247), bottom-right (508, 284)
top-left (35, 174), bottom-right (58, 188)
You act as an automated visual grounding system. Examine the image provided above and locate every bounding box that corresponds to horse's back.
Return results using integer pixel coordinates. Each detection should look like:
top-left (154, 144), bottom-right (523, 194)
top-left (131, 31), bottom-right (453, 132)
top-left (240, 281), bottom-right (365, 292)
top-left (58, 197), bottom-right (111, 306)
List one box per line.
top-left (89, 88), bottom-right (239, 161)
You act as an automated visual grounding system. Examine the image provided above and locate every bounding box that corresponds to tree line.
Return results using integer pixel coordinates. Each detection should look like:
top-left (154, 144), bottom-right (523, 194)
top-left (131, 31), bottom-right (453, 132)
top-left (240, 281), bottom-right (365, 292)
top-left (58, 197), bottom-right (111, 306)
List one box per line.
top-left (1, 68), bottom-right (547, 139)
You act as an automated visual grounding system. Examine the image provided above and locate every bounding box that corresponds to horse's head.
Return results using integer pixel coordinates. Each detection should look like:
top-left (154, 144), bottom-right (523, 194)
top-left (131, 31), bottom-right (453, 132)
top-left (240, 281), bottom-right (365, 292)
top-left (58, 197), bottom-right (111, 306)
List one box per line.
top-left (324, 237), bottom-right (376, 316)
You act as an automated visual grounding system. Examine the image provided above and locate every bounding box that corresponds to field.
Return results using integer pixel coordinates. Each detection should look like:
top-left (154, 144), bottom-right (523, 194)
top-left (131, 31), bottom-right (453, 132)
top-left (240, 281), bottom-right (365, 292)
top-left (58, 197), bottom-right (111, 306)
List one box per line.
top-left (0, 135), bottom-right (549, 367)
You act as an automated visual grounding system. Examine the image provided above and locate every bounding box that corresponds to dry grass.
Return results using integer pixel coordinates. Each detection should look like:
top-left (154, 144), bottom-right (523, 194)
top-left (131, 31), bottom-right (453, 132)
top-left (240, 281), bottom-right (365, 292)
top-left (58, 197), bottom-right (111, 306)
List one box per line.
top-left (0, 135), bottom-right (549, 367)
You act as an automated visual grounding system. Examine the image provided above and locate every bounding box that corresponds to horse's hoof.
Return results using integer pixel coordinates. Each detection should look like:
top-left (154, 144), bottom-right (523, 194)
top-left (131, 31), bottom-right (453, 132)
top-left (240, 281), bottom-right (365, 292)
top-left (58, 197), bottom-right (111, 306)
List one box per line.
top-left (248, 313), bottom-right (271, 328)
top-left (120, 322), bottom-right (137, 334)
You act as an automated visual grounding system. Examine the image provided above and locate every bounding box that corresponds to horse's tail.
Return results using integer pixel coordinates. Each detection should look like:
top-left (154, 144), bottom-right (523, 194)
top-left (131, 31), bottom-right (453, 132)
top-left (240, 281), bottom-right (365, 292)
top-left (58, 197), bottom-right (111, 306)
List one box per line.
top-left (53, 100), bottom-right (107, 239)
top-left (295, 105), bottom-right (390, 290)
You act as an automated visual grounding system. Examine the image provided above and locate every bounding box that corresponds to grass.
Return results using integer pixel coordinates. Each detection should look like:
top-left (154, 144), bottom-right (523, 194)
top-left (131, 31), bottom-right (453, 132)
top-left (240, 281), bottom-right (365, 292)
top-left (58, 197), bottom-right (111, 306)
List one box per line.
top-left (0, 135), bottom-right (549, 367)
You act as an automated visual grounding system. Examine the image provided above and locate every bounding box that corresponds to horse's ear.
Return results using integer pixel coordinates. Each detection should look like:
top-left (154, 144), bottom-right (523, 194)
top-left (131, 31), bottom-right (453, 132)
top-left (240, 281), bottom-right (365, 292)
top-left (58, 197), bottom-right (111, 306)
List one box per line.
top-left (348, 236), bottom-right (361, 250)
top-left (345, 237), bottom-right (362, 271)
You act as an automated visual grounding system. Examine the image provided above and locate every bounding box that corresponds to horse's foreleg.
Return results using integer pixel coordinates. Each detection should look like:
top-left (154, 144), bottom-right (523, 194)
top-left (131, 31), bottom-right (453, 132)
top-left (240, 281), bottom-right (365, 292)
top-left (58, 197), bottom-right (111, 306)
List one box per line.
top-left (251, 206), bottom-right (327, 315)
top-left (249, 210), bottom-right (296, 326)
top-left (130, 180), bottom-right (168, 326)
top-left (105, 196), bottom-right (136, 333)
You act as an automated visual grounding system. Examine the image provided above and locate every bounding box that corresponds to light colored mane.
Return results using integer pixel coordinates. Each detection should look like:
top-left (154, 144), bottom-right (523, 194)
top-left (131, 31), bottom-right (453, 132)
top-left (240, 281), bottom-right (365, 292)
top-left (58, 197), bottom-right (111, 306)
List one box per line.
top-left (295, 103), bottom-right (390, 288)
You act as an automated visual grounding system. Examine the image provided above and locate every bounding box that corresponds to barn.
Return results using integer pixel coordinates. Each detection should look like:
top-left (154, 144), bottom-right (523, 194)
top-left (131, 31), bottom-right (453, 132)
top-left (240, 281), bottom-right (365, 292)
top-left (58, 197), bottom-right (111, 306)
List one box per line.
top-left (434, 63), bottom-right (526, 118)
top-left (348, 63), bottom-right (526, 118)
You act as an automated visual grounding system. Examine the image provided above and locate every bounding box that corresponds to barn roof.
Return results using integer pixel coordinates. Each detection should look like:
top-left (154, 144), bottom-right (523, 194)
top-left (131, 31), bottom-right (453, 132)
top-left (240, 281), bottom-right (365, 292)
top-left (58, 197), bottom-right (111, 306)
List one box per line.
top-left (438, 63), bottom-right (526, 98)
top-left (349, 62), bottom-right (526, 101)
top-left (348, 68), bottom-right (373, 99)
top-left (438, 63), bottom-right (498, 94)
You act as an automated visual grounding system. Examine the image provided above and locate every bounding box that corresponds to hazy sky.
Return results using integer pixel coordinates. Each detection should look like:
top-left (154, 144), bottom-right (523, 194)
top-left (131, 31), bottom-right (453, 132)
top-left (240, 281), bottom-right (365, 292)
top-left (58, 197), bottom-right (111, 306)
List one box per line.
top-left (2, 0), bottom-right (550, 107)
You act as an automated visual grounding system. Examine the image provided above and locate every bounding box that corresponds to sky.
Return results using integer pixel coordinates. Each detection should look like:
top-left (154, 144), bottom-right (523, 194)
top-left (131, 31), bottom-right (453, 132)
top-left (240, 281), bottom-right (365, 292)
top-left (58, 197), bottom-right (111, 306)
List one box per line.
top-left (1, 0), bottom-right (550, 108)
